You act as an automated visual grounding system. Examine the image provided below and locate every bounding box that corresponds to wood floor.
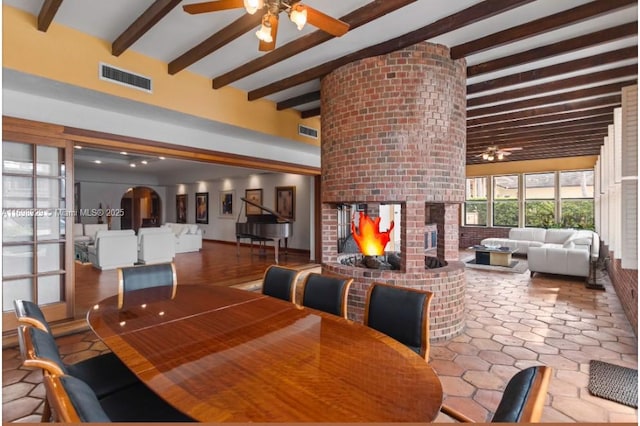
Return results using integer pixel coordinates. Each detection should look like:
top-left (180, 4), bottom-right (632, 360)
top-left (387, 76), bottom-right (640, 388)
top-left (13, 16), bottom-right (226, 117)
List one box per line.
top-left (73, 240), bottom-right (316, 320)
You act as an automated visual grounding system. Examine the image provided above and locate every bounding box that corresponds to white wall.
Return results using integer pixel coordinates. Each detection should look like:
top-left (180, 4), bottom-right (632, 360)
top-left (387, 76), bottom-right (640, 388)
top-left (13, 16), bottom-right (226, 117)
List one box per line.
top-left (75, 167), bottom-right (167, 230)
top-left (166, 173), bottom-right (312, 251)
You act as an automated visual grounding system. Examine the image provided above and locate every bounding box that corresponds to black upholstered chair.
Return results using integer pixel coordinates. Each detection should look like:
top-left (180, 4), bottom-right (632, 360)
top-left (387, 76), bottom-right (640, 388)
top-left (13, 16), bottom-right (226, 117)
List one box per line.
top-left (261, 265), bottom-right (302, 303)
top-left (440, 366), bottom-right (552, 423)
top-left (13, 299), bottom-right (52, 333)
top-left (300, 273), bottom-right (353, 318)
top-left (17, 325), bottom-right (139, 400)
top-left (364, 282), bottom-right (433, 361)
top-left (43, 374), bottom-right (194, 423)
top-left (117, 262), bottom-right (177, 309)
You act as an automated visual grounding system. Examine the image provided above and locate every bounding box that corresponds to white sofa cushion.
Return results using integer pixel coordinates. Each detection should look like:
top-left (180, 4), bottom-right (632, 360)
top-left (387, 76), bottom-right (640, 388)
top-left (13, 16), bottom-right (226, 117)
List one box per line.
top-left (544, 229), bottom-right (576, 244)
top-left (88, 230), bottom-right (137, 270)
top-left (137, 227), bottom-right (176, 264)
top-left (508, 227), bottom-right (546, 242)
top-left (84, 224), bottom-right (109, 241)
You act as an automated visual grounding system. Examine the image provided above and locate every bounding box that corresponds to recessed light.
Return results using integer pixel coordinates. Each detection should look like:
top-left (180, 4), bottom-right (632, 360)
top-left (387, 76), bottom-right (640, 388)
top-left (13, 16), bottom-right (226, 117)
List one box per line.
top-left (74, 145), bottom-right (82, 149)
top-left (159, 156), bottom-right (166, 160)
top-left (130, 163), bottom-right (136, 168)
top-left (120, 151), bottom-right (128, 155)
top-left (141, 160), bottom-right (148, 165)
top-left (94, 160), bottom-right (102, 164)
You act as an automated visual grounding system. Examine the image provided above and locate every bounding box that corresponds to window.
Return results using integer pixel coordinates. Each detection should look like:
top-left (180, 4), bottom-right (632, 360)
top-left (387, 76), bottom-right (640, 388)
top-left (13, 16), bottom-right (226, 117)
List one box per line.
top-left (464, 177), bottom-right (487, 226)
top-left (560, 170), bottom-right (594, 229)
top-left (525, 173), bottom-right (555, 227)
top-left (493, 175), bottom-right (518, 227)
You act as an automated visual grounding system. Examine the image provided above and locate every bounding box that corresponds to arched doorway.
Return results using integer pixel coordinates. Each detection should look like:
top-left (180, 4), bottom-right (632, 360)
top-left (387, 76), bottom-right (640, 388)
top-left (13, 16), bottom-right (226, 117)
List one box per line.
top-left (120, 187), bottom-right (161, 232)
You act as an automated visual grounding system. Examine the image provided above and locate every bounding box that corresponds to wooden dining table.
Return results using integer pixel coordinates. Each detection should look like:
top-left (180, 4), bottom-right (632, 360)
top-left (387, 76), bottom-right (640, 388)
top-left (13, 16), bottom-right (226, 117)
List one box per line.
top-left (87, 284), bottom-right (443, 422)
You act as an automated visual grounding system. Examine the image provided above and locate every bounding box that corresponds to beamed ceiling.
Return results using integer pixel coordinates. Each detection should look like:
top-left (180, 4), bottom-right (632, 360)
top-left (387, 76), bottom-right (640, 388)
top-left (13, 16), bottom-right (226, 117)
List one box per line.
top-left (4, 0), bottom-right (638, 165)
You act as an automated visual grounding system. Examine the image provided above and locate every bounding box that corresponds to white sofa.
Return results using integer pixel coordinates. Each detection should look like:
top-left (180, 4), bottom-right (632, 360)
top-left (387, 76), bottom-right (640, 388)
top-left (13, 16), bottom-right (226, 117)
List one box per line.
top-left (162, 223), bottom-right (203, 253)
top-left (88, 230), bottom-right (137, 270)
top-left (481, 228), bottom-right (599, 278)
top-left (137, 227), bottom-right (176, 264)
top-left (73, 223), bottom-right (108, 243)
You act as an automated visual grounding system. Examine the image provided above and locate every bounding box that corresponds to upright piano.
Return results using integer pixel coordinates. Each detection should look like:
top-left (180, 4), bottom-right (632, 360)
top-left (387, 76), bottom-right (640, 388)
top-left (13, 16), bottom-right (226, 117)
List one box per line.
top-left (236, 197), bottom-right (293, 263)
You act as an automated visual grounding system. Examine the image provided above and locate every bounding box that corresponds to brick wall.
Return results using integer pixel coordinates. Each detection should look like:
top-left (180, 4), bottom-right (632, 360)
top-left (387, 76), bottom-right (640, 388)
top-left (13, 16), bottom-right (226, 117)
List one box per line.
top-left (606, 248), bottom-right (638, 337)
top-left (459, 226), bottom-right (510, 248)
top-left (320, 42), bottom-right (467, 341)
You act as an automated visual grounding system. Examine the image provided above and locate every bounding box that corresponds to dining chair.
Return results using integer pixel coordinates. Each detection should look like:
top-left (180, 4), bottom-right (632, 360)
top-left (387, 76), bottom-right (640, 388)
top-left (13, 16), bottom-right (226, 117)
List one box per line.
top-left (43, 374), bottom-right (194, 422)
top-left (261, 264), bottom-right (303, 303)
top-left (117, 262), bottom-right (177, 309)
top-left (300, 273), bottom-right (353, 318)
top-left (17, 325), bottom-right (139, 400)
top-left (13, 299), bottom-right (52, 333)
top-left (364, 282), bottom-right (433, 361)
top-left (440, 365), bottom-right (552, 423)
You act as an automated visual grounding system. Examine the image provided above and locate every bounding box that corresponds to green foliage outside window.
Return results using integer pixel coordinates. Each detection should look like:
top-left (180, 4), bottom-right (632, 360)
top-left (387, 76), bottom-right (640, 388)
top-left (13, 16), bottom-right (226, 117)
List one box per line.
top-left (493, 200), bottom-right (518, 227)
top-left (561, 200), bottom-right (595, 230)
top-left (465, 199), bottom-right (487, 226)
top-left (525, 200), bottom-right (555, 228)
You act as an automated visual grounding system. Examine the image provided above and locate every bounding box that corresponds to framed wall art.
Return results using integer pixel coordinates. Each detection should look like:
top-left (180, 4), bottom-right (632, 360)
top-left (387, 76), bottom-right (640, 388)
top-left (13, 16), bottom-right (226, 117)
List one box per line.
top-left (176, 194), bottom-right (187, 223)
top-left (245, 188), bottom-right (263, 215)
top-left (275, 186), bottom-right (295, 220)
top-left (219, 190), bottom-right (234, 218)
top-left (195, 192), bottom-right (209, 224)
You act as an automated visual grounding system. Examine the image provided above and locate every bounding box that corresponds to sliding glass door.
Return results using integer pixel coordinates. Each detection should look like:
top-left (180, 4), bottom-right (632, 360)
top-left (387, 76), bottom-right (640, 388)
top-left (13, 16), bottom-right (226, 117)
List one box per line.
top-left (2, 139), bottom-right (74, 331)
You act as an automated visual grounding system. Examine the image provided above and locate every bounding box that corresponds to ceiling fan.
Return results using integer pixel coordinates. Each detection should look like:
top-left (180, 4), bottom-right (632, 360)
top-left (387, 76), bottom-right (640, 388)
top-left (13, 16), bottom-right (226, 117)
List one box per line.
top-left (183, 0), bottom-right (350, 51)
top-left (476, 146), bottom-right (523, 161)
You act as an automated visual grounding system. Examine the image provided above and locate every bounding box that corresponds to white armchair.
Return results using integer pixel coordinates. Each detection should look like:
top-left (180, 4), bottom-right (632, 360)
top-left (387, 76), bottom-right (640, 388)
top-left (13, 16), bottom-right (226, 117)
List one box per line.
top-left (88, 230), bottom-right (137, 270)
top-left (137, 227), bottom-right (176, 264)
top-left (73, 223), bottom-right (108, 243)
top-left (162, 223), bottom-right (202, 253)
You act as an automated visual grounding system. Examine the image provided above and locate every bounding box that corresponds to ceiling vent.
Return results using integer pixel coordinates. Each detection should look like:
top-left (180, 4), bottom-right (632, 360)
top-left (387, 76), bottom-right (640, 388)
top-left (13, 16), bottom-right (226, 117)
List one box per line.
top-left (298, 124), bottom-right (318, 139)
top-left (99, 63), bottom-right (152, 93)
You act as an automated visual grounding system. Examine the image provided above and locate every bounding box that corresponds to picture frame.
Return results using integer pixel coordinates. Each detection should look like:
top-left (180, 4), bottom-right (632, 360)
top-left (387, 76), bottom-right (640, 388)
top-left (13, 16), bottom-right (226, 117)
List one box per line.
top-left (219, 190), bottom-right (234, 218)
top-left (245, 188), bottom-right (263, 215)
top-left (195, 192), bottom-right (209, 224)
top-left (275, 186), bottom-right (295, 220)
top-left (176, 194), bottom-right (187, 224)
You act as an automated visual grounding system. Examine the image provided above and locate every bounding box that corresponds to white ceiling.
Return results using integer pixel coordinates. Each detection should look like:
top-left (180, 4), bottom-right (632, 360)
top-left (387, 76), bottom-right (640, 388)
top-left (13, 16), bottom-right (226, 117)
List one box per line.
top-left (2, 0), bottom-right (638, 168)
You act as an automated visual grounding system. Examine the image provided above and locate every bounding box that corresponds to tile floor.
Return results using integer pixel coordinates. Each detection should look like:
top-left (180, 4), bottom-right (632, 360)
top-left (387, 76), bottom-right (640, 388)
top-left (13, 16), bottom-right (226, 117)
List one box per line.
top-left (3, 262), bottom-right (638, 423)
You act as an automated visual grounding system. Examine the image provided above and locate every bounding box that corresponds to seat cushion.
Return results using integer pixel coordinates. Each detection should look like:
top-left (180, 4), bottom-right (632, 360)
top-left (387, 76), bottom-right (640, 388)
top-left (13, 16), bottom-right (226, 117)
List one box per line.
top-left (99, 382), bottom-right (194, 422)
top-left (67, 352), bottom-right (140, 399)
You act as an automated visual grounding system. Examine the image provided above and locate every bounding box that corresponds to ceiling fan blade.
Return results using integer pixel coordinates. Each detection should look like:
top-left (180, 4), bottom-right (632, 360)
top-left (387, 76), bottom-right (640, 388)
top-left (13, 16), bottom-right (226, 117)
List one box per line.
top-left (501, 147), bottom-right (523, 151)
top-left (258, 15), bottom-right (278, 52)
top-left (303, 5), bottom-right (349, 37)
top-left (183, 0), bottom-right (244, 14)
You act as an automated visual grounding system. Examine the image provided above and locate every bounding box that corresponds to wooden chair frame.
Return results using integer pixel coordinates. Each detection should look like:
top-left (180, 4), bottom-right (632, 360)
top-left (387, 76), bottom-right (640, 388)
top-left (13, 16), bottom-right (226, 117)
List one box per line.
top-left (13, 299), bottom-right (50, 333)
top-left (262, 264), bottom-right (303, 303)
top-left (117, 262), bottom-right (178, 309)
top-left (42, 374), bottom-right (82, 423)
top-left (440, 366), bottom-right (552, 423)
top-left (363, 282), bottom-right (433, 361)
top-left (299, 272), bottom-right (353, 319)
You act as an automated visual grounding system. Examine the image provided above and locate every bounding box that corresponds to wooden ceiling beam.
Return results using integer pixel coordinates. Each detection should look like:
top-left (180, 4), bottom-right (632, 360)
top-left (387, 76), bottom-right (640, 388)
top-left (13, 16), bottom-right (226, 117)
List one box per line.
top-left (467, 46), bottom-right (637, 95)
top-left (37, 0), bottom-right (63, 32)
top-left (467, 21), bottom-right (638, 77)
top-left (112, 0), bottom-right (182, 57)
top-left (211, 0), bottom-right (418, 89)
top-left (452, 0), bottom-right (636, 59)
top-left (300, 107), bottom-right (321, 119)
top-left (467, 114), bottom-right (613, 137)
top-left (468, 65), bottom-right (637, 107)
top-left (168, 13), bottom-right (263, 75)
top-left (467, 95), bottom-right (621, 127)
top-left (468, 124), bottom-right (611, 144)
top-left (467, 81), bottom-right (634, 118)
top-left (467, 107), bottom-right (616, 132)
top-left (469, 129), bottom-right (608, 147)
top-left (247, 0), bottom-right (535, 100)
top-left (277, 91), bottom-right (321, 110)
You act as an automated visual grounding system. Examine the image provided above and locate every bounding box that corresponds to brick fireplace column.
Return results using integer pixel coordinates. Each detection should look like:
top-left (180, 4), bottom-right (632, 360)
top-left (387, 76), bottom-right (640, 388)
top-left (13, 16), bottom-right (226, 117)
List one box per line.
top-left (320, 42), bottom-right (467, 341)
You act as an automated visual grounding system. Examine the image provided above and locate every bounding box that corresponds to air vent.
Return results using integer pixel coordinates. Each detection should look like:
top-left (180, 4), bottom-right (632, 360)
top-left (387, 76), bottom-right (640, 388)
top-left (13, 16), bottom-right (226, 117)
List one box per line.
top-left (99, 63), bottom-right (152, 93)
top-left (298, 124), bottom-right (318, 139)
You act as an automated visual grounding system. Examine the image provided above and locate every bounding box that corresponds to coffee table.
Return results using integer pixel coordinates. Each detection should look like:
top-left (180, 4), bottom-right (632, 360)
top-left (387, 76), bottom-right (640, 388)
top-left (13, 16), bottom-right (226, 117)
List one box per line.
top-left (469, 245), bottom-right (518, 267)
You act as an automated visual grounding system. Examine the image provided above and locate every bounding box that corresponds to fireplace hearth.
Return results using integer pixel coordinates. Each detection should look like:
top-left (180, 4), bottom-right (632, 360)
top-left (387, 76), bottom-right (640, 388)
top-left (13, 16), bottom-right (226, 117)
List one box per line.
top-left (339, 252), bottom-right (448, 271)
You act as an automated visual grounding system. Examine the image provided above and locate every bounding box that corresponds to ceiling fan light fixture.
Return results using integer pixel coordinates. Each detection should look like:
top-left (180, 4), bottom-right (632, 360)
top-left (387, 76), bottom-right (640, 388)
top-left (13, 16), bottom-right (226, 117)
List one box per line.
top-left (482, 153), bottom-right (488, 160)
top-left (289, 4), bottom-right (307, 30)
top-left (497, 152), bottom-right (504, 160)
top-left (256, 14), bottom-right (273, 43)
top-left (243, 0), bottom-right (264, 14)
top-left (487, 155), bottom-right (494, 161)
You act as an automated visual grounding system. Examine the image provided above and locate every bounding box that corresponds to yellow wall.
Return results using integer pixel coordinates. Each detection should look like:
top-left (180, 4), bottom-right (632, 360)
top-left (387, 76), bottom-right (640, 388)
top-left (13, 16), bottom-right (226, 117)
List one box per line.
top-left (2, 5), bottom-right (321, 146)
top-left (466, 156), bottom-right (597, 177)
